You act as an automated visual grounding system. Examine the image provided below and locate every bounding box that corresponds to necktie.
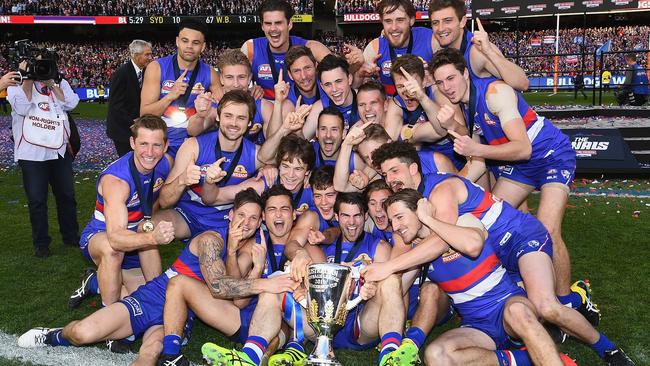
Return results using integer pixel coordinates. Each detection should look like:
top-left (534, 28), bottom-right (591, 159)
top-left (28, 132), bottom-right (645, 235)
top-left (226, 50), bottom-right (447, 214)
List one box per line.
top-left (137, 70), bottom-right (143, 88)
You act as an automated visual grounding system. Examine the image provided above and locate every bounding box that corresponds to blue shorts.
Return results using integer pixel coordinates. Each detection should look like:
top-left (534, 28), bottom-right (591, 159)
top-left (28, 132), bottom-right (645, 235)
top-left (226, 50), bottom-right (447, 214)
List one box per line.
top-left (332, 303), bottom-right (379, 351)
top-left (79, 225), bottom-right (141, 270)
top-left (490, 216), bottom-right (553, 284)
top-left (229, 298), bottom-right (258, 344)
top-left (174, 206), bottom-right (227, 239)
top-left (119, 271), bottom-right (195, 339)
top-left (461, 287), bottom-right (526, 350)
top-left (491, 135), bottom-right (576, 190)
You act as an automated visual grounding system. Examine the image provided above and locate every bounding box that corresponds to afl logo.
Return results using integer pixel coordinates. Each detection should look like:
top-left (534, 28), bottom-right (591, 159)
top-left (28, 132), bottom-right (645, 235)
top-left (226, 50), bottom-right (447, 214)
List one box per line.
top-left (38, 102), bottom-right (50, 111)
top-left (258, 64), bottom-right (273, 80)
top-left (162, 80), bottom-right (175, 92)
top-left (484, 113), bottom-right (496, 126)
top-left (381, 60), bottom-right (392, 75)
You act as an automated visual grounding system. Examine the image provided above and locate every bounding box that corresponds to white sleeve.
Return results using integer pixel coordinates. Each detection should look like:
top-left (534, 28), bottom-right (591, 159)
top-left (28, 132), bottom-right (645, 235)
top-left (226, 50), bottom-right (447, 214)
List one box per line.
top-left (59, 79), bottom-right (80, 111)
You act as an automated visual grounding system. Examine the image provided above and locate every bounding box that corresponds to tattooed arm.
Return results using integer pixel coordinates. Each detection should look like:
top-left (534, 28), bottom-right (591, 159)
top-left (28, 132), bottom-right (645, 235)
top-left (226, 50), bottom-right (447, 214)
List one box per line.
top-left (196, 231), bottom-right (297, 299)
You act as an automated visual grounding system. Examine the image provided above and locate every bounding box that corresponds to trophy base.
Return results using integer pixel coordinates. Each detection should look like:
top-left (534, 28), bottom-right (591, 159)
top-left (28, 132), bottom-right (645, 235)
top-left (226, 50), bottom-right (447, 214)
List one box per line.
top-left (305, 358), bottom-right (342, 366)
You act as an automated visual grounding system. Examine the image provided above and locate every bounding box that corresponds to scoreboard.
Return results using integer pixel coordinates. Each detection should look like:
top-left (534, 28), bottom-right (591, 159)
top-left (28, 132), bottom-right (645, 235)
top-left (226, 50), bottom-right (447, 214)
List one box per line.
top-left (471, 0), bottom-right (648, 18)
top-left (0, 14), bottom-right (313, 25)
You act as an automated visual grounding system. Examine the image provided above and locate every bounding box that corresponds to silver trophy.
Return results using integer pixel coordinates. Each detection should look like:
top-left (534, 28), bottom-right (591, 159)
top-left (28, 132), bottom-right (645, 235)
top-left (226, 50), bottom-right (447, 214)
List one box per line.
top-left (305, 263), bottom-right (363, 366)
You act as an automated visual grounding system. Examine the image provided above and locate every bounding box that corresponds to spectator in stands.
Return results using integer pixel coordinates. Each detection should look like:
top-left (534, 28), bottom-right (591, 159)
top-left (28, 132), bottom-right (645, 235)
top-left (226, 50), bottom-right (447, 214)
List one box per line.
top-left (107, 40), bottom-right (153, 157)
top-left (7, 61), bottom-right (80, 258)
top-left (618, 53), bottom-right (650, 106)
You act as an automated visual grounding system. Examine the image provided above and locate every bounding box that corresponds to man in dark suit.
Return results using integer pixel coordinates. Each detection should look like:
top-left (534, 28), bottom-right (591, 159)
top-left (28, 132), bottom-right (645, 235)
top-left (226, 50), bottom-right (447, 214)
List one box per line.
top-left (106, 40), bottom-right (153, 157)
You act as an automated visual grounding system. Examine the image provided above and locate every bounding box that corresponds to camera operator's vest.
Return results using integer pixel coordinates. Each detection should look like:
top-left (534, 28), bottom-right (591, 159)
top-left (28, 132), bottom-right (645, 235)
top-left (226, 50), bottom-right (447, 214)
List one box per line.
top-left (21, 84), bottom-right (69, 150)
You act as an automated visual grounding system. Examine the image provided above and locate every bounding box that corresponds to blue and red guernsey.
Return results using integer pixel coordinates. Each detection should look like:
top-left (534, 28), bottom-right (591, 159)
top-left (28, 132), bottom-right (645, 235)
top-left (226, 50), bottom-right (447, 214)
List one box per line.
top-left (426, 237), bottom-right (521, 322)
top-left (287, 81), bottom-right (324, 106)
top-left (176, 130), bottom-right (258, 228)
top-left (251, 36), bottom-right (308, 100)
top-left (312, 140), bottom-right (355, 173)
top-left (87, 151), bottom-right (170, 233)
top-left (465, 76), bottom-right (566, 163)
top-left (157, 54), bottom-right (212, 149)
top-left (419, 172), bottom-right (526, 236)
top-left (322, 232), bottom-right (382, 264)
top-left (172, 227), bottom-right (229, 282)
top-left (376, 27), bottom-right (434, 96)
top-left (260, 230), bottom-right (287, 278)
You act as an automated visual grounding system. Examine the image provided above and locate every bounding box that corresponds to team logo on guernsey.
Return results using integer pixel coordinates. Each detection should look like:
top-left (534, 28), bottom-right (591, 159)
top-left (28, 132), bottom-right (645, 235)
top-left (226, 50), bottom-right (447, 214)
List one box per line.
top-left (527, 240), bottom-right (540, 248)
top-left (442, 248), bottom-right (461, 263)
top-left (127, 192), bottom-right (140, 207)
top-left (162, 80), bottom-right (175, 92)
top-left (484, 113), bottom-right (496, 126)
top-left (258, 64), bottom-right (273, 80)
top-left (249, 122), bottom-right (263, 134)
top-left (296, 203), bottom-right (310, 214)
top-left (37, 102), bottom-right (50, 111)
top-left (232, 165), bottom-right (249, 179)
top-left (191, 82), bottom-right (206, 95)
top-left (473, 122), bottom-right (483, 135)
top-left (153, 177), bottom-right (165, 192)
top-left (561, 170), bottom-right (571, 179)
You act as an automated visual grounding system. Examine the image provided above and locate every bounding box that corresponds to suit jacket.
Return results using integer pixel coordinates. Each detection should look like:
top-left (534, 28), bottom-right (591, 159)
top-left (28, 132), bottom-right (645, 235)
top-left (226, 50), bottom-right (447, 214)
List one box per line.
top-left (106, 61), bottom-right (141, 142)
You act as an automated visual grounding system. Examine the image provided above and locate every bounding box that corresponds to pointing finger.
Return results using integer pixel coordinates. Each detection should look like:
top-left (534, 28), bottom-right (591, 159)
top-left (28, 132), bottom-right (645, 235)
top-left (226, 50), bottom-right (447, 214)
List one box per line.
top-left (278, 68), bottom-right (283, 83)
top-left (400, 66), bottom-right (413, 80)
top-left (177, 69), bottom-right (188, 81)
top-left (215, 156), bottom-right (226, 166)
top-left (296, 95), bottom-right (302, 108)
top-left (447, 130), bottom-right (462, 139)
top-left (476, 18), bottom-right (485, 33)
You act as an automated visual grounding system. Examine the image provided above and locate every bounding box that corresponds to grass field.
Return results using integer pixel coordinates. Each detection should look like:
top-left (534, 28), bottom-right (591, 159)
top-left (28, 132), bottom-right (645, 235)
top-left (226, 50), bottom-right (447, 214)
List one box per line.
top-left (0, 168), bottom-right (648, 365)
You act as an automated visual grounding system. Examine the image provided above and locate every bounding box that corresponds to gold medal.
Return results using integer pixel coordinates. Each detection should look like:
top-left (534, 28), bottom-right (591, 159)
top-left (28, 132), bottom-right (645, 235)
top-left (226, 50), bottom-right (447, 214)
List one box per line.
top-left (402, 125), bottom-right (414, 141)
top-left (142, 219), bottom-right (155, 233)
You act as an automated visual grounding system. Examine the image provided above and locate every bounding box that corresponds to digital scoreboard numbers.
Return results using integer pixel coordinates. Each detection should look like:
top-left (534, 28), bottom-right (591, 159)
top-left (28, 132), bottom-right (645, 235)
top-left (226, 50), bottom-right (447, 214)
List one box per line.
top-left (0, 14), bottom-right (312, 25)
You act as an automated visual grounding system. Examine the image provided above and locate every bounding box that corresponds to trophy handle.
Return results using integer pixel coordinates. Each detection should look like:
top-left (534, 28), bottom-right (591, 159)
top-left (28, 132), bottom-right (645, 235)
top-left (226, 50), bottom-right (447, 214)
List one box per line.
top-left (345, 295), bottom-right (363, 311)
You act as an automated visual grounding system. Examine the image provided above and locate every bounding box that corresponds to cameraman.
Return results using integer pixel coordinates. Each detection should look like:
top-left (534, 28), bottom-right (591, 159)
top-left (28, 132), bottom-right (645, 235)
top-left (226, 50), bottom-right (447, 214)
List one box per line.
top-left (7, 60), bottom-right (79, 258)
top-left (617, 54), bottom-right (650, 106)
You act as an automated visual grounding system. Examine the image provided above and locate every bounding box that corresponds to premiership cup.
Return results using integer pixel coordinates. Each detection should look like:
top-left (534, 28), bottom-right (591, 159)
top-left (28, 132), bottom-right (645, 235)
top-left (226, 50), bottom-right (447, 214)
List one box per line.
top-left (305, 263), bottom-right (363, 366)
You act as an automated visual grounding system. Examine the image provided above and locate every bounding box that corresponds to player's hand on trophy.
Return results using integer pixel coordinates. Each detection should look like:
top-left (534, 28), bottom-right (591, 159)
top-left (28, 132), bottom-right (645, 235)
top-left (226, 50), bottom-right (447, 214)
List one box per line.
top-left (152, 221), bottom-right (175, 245)
top-left (361, 261), bottom-right (393, 283)
top-left (291, 248), bottom-right (312, 283)
top-left (274, 69), bottom-right (290, 103)
top-left (180, 163), bottom-right (201, 186)
top-left (359, 281), bottom-right (378, 300)
top-left (170, 69), bottom-right (189, 99)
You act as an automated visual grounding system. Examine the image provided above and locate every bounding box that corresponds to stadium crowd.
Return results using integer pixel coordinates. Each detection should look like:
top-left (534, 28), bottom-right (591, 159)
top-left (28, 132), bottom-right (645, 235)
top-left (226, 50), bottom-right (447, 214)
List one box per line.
top-left (2, 24), bottom-right (646, 89)
top-left (0, 0), bottom-right (312, 16)
top-left (336, 0), bottom-right (430, 14)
